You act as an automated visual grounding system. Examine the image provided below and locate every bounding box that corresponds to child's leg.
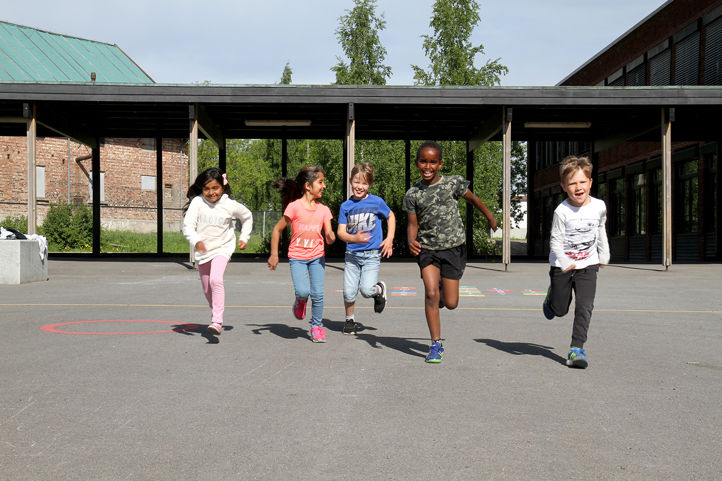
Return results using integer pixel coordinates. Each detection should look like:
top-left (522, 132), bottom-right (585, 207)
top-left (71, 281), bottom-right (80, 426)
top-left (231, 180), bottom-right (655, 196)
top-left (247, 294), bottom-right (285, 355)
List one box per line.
top-left (570, 265), bottom-right (599, 348)
top-left (201, 256), bottom-right (229, 324)
top-left (358, 251), bottom-right (381, 299)
top-left (343, 252), bottom-right (362, 318)
top-left (289, 259), bottom-right (311, 302)
top-left (308, 257), bottom-right (325, 327)
top-left (440, 277), bottom-right (460, 310)
top-left (421, 264), bottom-right (442, 340)
top-left (548, 267), bottom-right (574, 317)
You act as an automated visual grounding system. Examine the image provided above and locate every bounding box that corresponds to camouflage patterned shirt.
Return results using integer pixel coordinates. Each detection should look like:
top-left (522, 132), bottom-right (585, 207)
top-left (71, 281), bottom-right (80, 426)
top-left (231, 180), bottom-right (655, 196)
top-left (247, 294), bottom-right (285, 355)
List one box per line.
top-left (402, 175), bottom-right (470, 250)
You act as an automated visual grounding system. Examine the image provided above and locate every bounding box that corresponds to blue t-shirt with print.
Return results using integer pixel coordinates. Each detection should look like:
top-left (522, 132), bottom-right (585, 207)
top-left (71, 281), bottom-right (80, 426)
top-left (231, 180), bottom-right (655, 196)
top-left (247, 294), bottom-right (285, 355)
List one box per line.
top-left (338, 194), bottom-right (392, 252)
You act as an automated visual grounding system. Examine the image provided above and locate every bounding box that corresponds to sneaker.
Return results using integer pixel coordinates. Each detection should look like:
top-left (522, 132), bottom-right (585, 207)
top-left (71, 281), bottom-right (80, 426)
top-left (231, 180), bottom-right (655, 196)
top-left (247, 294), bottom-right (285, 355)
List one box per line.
top-left (342, 319), bottom-right (361, 335)
top-left (310, 326), bottom-right (327, 343)
top-left (207, 322), bottom-right (222, 336)
top-left (374, 281), bottom-right (387, 313)
top-left (566, 347), bottom-right (588, 368)
top-left (292, 298), bottom-right (307, 320)
top-left (542, 286), bottom-right (554, 320)
top-left (425, 340), bottom-right (444, 363)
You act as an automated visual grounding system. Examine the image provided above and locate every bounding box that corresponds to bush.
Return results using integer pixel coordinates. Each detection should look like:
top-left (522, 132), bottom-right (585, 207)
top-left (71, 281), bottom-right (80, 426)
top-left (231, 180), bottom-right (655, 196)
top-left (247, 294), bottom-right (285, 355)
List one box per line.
top-left (0, 215), bottom-right (28, 234)
top-left (42, 203), bottom-right (92, 250)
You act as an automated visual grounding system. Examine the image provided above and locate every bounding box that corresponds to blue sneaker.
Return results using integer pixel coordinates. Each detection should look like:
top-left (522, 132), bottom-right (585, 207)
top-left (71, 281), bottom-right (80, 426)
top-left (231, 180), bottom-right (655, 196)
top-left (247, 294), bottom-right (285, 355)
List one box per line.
top-left (566, 347), bottom-right (588, 368)
top-left (425, 340), bottom-right (444, 363)
top-left (542, 286), bottom-right (554, 320)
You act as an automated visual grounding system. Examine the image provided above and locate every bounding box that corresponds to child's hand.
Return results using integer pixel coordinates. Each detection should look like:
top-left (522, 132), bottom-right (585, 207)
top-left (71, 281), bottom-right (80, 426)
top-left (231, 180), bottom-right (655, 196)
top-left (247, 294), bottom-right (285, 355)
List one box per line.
top-left (267, 254), bottom-right (279, 271)
top-left (237, 239), bottom-right (247, 250)
top-left (562, 264), bottom-right (576, 273)
top-left (380, 237), bottom-right (394, 258)
top-left (353, 231), bottom-right (371, 243)
top-left (195, 241), bottom-right (207, 254)
top-left (408, 239), bottom-right (422, 256)
top-left (488, 216), bottom-right (499, 232)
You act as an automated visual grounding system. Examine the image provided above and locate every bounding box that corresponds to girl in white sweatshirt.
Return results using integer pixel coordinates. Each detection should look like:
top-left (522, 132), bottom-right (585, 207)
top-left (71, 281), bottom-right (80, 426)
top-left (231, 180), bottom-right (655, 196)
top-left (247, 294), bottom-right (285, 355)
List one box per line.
top-left (182, 168), bottom-right (253, 336)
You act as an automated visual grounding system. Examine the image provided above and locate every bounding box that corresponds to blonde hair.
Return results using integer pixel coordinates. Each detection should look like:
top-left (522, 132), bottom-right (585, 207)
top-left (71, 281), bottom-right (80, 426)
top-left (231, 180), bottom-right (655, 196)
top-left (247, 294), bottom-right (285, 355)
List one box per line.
top-left (350, 162), bottom-right (375, 186)
top-left (560, 156), bottom-right (593, 183)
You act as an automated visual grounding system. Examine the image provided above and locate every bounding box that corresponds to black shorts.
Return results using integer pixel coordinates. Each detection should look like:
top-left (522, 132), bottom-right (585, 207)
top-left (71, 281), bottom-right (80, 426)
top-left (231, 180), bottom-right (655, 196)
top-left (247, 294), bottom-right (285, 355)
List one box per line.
top-left (417, 244), bottom-right (466, 280)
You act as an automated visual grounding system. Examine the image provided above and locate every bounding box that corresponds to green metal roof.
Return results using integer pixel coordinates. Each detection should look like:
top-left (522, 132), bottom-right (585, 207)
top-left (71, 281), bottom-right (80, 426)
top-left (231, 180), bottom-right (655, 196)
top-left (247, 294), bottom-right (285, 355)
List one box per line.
top-left (0, 21), bottom-right (153, 84)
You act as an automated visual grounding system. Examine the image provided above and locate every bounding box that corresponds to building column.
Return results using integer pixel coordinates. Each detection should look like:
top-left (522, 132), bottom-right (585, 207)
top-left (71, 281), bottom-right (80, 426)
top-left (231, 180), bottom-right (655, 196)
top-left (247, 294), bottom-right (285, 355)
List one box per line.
top-left (662, 107), bottom-right (673, 269)
top-left (502, 107), bottom-right (512, 270)
top-left (24, 103), bottom-right (37, 235)
top-left (156, 136), bottom-right (164, 254)
top-left (345, 103), bottom-right (355, 199)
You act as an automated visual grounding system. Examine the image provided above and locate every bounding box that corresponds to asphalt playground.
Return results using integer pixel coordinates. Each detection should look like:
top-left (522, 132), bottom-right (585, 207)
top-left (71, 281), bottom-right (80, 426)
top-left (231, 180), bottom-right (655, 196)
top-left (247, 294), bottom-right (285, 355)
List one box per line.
top-left (1, 258), bottom-right (721, 480)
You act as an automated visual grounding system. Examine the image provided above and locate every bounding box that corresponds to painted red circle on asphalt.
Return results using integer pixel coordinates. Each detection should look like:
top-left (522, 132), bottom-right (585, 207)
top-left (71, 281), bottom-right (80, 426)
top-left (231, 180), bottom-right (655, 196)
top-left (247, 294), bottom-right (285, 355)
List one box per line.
top-left (39, 320), bottom-right (202, 335)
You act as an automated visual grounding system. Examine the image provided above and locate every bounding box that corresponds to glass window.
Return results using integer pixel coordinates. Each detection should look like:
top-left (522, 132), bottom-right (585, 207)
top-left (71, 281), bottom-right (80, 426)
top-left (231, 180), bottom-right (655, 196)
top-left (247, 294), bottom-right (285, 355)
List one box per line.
top-left (676, 160), bottom-right (699, 232)
top-left (704, 17), bottom-right (722, 85)
top-left (631, 173), bottom-right (646, 235)
top-left (675, 32), bottom-right (701, 85)
top-left (650, 50), bottom-right (671, 85)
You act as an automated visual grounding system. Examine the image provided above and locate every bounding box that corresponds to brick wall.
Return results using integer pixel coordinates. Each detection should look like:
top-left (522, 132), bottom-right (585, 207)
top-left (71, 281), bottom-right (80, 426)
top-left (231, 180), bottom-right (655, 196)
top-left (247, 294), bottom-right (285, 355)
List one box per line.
top-left (0, 136), bottom-right (189, 232)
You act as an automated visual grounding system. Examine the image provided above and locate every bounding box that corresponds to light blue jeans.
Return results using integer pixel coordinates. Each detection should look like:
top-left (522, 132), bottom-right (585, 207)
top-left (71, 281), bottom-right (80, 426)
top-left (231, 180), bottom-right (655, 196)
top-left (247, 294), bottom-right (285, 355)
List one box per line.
top-left (289, 256), bottom-right (325, 327)
top-left (343, 250), bottom-right (381, 303)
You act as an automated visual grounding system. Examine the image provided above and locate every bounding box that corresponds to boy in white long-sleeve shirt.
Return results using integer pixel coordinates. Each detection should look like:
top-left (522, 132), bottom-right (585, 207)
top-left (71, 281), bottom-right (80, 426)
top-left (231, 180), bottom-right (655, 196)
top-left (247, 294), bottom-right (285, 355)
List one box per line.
top-left (543, 156), bottom-right (610, 369)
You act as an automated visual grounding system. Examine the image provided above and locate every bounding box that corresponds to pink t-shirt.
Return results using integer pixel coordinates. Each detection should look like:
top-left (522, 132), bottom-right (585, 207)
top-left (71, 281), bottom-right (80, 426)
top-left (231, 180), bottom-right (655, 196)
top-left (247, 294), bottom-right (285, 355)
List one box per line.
top-left (284, 198), bottom-right (333, 260)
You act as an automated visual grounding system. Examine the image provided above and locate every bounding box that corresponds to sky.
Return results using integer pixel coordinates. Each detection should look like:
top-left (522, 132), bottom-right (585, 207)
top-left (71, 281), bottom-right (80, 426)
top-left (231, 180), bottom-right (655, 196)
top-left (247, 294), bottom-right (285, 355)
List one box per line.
top-left (1, 0), bottom-right (669, 86)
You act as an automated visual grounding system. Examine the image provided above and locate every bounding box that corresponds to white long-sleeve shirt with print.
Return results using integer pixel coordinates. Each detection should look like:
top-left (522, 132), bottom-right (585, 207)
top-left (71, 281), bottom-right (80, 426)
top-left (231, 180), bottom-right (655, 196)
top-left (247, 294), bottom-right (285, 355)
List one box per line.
top-left (182, 193), bottom-right (253, 264)
top-left (549, 196), bottom-right (610, 271)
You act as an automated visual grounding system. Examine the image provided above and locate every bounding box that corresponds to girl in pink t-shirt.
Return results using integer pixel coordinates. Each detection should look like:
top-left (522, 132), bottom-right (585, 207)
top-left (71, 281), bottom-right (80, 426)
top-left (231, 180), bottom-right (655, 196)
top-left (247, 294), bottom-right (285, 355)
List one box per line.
top-left (268, 166), bottom-right (336, 343)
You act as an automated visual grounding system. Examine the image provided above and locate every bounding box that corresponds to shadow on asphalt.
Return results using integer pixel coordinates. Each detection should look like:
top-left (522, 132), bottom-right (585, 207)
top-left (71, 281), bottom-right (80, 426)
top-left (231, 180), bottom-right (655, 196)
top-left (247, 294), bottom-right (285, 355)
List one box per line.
top-left (171, 323), bottom-right (234, 344)
top-left (325, 319), bottom-right (429, 359)
top-left (474, 338), bottom-right (567, 365)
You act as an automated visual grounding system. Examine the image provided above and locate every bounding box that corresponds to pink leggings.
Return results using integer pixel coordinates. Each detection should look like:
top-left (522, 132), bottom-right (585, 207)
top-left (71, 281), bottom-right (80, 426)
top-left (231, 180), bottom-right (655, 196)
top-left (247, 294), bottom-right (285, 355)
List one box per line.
top-left (198, 256), bottom-right (229, 323)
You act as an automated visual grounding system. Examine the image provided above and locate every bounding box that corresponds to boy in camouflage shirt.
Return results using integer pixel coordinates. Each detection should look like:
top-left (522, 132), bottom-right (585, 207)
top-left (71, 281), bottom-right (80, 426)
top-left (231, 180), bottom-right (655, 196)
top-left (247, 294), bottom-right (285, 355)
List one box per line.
top-left (403, 141), bottom-right (498, 363)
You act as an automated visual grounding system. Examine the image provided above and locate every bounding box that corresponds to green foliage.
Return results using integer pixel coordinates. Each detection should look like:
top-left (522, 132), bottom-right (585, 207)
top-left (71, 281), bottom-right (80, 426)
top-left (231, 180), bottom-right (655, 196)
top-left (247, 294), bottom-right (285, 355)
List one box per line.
top-left (0, 214), bottom-right (28, 234)
top-left (41, 203), bottom-right (92, 250)
top-left (412, 0), bottom-right (508, 87)
top-left (280, 62), bottom-right (293, 84)
top-left (332, 0), bottom-right (392, 85)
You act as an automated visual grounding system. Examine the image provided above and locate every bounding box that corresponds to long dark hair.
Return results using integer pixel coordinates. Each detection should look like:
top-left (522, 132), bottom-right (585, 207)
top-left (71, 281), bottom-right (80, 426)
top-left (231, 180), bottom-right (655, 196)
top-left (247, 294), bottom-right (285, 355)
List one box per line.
top-left (183, 167), bottom-right (231, 213)
top-left (273, 165), bottom-right (324, 211)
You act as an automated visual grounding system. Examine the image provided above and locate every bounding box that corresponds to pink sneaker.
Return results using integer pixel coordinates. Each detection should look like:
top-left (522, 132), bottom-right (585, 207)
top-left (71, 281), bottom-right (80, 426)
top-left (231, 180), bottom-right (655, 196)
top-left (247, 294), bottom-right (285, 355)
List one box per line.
top-left (207, 322), bottom-right (222, 336)
top-left (292, 298), bottom-right (307, 320)
top-left (310, 326), bottom-right (326, 343)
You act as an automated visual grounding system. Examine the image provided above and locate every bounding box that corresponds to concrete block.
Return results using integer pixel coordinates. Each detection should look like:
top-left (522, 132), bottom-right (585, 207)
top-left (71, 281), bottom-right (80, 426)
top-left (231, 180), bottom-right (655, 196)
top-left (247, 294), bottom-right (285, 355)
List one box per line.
top-left (0, 240), bottom-right (49, 284)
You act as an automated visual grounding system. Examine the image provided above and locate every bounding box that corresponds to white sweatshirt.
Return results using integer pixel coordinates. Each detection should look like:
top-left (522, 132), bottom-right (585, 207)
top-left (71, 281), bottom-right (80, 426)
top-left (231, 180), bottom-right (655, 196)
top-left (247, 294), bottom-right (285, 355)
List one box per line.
top-left (549, 196), bottom-right (610, 271)
top-left (182, 194), bottom-right (253, 264)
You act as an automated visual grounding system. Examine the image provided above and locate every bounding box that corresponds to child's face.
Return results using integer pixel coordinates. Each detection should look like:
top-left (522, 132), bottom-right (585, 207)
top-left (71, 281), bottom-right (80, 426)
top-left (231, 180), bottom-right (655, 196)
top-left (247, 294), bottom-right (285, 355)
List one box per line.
top-left (306, 172), bottom-right (327, 199)
top-left (350, 173), bottom-right (370, 199)
top-left (561, 168), bottom-right (592, 207)
top-left (416, 147), bottom-right (442, 184)
top-left (202, 178), bottom-right (223, 203)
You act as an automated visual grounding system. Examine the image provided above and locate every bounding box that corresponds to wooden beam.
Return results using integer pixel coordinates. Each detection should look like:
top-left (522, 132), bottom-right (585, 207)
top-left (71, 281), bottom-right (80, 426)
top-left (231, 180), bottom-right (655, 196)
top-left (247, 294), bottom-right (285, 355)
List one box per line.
top-left (468, 106), bottom-right (503, 152)
top-left (502, 107), bottom-right (512, 270)
top-left (25, 103), bottom-right (37, 235)
top-left (345, 103), bottom-right (355, 199)
top-left (156, 136), bottom-right (164, 254)
top-left (197, 104), bottom-right (224, 148)
top-left (662, 108), bottom-right (672, 270)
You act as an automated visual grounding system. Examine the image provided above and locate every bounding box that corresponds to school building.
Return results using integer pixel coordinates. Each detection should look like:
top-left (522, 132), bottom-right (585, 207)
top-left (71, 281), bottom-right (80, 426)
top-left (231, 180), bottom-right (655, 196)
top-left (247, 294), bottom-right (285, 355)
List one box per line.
top-left (529, 0), bottom-right (722, 262)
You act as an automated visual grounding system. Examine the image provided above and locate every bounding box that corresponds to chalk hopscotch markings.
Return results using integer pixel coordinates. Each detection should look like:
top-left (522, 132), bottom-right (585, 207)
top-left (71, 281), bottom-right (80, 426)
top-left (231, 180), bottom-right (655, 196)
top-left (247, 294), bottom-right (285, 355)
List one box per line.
top-left (486, 288), bottom-right (513, 295)
top-left (392, 286), bottom-right (417, 296)
top-left (520, 289), bottom-right (546, 296)
top-left (459, 286), bottom-right (485, 297)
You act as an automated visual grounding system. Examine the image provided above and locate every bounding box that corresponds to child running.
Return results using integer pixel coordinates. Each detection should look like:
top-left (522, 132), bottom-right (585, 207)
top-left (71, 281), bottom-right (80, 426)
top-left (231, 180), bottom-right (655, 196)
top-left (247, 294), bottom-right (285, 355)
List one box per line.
top-left (267, 166), bottom-right (336, 343)
top-left (403, 141), bottom-right (498, 363)
top-left (542, 155), bottom-right (610, 369)
top-left (182, 167), bottom-right (253, 336)
top-left (337, 162), bottom-right (396, 335)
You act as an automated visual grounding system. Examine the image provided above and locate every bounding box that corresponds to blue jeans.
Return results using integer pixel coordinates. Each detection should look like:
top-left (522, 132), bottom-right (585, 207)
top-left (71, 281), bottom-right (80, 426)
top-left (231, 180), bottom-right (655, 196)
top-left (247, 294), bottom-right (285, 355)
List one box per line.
top-left (289, 256), bottom-right (325, 327)
top-left (343, 250), bottom-right (381, 303)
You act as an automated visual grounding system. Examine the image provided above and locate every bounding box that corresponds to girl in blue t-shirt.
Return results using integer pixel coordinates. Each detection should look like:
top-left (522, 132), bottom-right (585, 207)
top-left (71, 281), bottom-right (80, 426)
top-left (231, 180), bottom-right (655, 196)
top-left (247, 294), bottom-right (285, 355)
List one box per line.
top-left (336, 163), bottom-right (396, 335)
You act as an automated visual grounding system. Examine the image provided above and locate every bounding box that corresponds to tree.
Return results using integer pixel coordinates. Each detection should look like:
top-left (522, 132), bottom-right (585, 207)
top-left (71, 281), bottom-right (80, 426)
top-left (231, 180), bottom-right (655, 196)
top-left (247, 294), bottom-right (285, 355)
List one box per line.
top-left (412, 0), bottom-right (507, 87)
top-left (280, 62), bottom-right (292, 85)
top-left (332, 0), bottom-right (392, 85)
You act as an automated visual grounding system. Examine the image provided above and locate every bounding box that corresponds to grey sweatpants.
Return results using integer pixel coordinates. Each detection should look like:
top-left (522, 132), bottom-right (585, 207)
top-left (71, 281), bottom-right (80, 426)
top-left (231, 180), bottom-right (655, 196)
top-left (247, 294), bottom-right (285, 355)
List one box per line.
top-left (548, 264), bottom-right (599, 348)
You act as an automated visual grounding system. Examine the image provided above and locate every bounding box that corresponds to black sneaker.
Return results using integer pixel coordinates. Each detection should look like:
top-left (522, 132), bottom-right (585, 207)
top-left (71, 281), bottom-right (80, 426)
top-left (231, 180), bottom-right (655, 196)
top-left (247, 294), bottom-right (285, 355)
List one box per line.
top-left (374, 281), bottom-right (387, 313)
top-left (343, 319), bottom-right (360, 335)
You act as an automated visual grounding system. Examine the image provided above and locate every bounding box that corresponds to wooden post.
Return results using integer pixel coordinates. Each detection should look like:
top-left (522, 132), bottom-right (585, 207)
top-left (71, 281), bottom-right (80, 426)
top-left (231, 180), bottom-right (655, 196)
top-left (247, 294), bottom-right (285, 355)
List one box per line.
top-left (91, 143), bottom-right (101, 255)
top-left (345, 103), bottom-right (355, 199)
top-left (189, 104), bottom-right (199, 265)
top-left (662, 108), bottom-right (673, 270)
top-left (156, 136), bottom-right (164, 254)
top-left (502, 107), bottom-right (512, 271)
top-left (466, 141), bottom-right (474, 256)
top-left (25, 103), bottom-right (37, 235)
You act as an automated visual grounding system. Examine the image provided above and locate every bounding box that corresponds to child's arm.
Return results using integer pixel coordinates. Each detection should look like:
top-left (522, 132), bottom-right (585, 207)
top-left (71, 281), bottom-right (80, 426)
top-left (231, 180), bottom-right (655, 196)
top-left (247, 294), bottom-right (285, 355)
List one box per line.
top-left (267, 216), bottom-right (289, 270)
top-left (406, 213), bottom-right (421, 256)
top-left (380, 210), bottom-right (396, 258)
top-left (336, 223), bottom-right (370, 244)
top-left (181, 198), bottom-right (206, 253)
top-left (324, 218), bottom-right (336, 245)
top-left (597, 206), bottom-right (610, 267)
top-left (549, 212), bottom-right (576, 272)
top-left (463, 189), bottom-right (498, 232)
top-left (234, 203), bottom-right (253, 250)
